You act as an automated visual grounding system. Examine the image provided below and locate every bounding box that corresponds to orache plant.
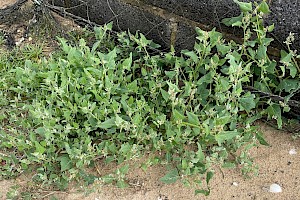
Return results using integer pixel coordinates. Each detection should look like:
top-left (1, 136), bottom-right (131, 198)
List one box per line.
top-left (0, 0), bottom-right (299, 196)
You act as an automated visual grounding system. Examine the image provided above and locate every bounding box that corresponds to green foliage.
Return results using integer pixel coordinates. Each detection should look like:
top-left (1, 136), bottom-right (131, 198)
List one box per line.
top-left (0, 0), bottom-right (299, 195)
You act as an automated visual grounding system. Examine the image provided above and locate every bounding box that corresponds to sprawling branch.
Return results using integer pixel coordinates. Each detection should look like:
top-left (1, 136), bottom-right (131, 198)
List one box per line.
top-left (243, 85), bottom-right (300, 108)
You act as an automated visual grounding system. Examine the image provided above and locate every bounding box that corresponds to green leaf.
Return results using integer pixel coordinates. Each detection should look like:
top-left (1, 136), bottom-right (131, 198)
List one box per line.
top-left (116, 180), bottom-right (129, 188)
top-left (106, 22), bottom-right (113, 30)
top-left (197, 71), bottom-right (214, 85)
top-left (261, 37), bottom-right (274, 46)
top-left (160, 88), bottom-right (170, 101)
top-left (182, 159), bottom-right (188, 169)
top-left (277, 79), bottom-right (300, 93)
top-left (267, 24), bottom-right (275, 32)
top-left (233, 0), bottom-right (252, 12)
top-left (215, 131), bottom-right (239, 145)
top-left (141, 67), bottom-right (147, 76)
top-left (173, 109), bottom-right (185, 121)
top-left (98, 118), bottom-right (116, 129)
top-left (216, 116), bottom-right (231, 126)
top-left (257, 45), bottom-right (267, 60)
top-left (266, 104), bottom-right (282, 128)
top-left (58, 155), bottom-right (72, 171)
top-left (280, 51), bottom-right (293, 65)
top-left (29, 131), bottom-right (37, 142)
top-left (127, 80), bottom-right (138, 92)
top-left (159, 168), bottom-right (179, 184)
top-left (197, 143), bottom-right (205, 162)
top-left (122, 53), bottom-right (132, 71)
top-left (195, 28), bottom-right (207, 42)
top-left (182, 50), bottom-right (198, 63)
top-left (119, 164), bottom-right (130, 174)
top-left (91, 41), bottom-right (101, 53)
top-left (217, 44), bottom-right (232, 55)
top-left (209, 28), bottom-right (222, 46)
top-left (206, 171), bottom-right (214, 185)
top-left (239, 93), bottom-right (256, 112)
top-left (258, 1), bottom-right (270, 14)
top-left (139, 33), bottom-right (151, 47)
top-left (35, 127), bottom-right (46, 136)
top-left (34, 141), bottom-right (46, 154)
top-left (222, 162), bottom-right (236, 168)
top-left (195, 189), bottom-right (210, 196)
top-left (57, 37), bottom-right (71, 53)
top-left (165, 71), bottom-right (177, 79)
top-left (222, 13), bottom-right (243, 27)
top-left (186, 111), bottom-right (200, 126)
top-left (287, 64), bottom-right (297, 78)
top-left (255, 132), bottom-right (269, 146)
top-left (102, 174), bottom-right (115, 184)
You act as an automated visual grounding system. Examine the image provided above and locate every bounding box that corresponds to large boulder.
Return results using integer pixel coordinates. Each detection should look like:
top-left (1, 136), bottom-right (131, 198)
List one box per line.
top-left (51, 0), bottom-right (300, 51)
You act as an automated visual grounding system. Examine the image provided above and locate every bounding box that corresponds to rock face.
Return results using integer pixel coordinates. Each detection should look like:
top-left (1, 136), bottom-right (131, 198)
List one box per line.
top-left (52, 0), bottom-right (300, 51)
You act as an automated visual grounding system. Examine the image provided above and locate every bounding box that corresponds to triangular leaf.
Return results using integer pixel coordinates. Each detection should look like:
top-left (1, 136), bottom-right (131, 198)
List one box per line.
top-left (266, 104), bottom-right (282, 128)
top-left (258, 1), bottom-right (270, 14)
top-left (222, 13), bottom-right (243, 27)
top-left (206, 171), bottom-right (214, 185)
top-left (173, 109), bottom-right (185, 121)
top-left (195, 189), bottom-right (210, 196)
top-left (215, 131), bottom-right (239, 145)
top-left (98, 118), bottom-right (116, 129)
top-left (58, 155), bottom-right (72, 172)
top-left (233, 0), bottom-right (252, 12)
top-left (186, 111), bottom-right (200, 126)
top-left (239, 93), bottom-right (256, 112)
top-left (160, 88), bottom-right (170, 101)
top-left (34, 141), bottom-right (46, 154)
top-left (255, 132), bottom-right (269, 146)
top-left (159, 169), bottom-right (179, 184)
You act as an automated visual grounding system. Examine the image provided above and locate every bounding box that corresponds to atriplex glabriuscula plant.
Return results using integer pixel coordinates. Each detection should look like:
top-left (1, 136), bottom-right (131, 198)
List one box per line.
top-left (0, 0), bottom-right (299, 196)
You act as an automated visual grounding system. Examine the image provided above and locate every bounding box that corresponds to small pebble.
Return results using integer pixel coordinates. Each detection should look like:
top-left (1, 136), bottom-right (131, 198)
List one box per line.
top-left (269, 183), bottom-right (282, 193)
top-left (15, 37), bottom-right (24, 46)
top-left (232, 182), bottom-right (238, 186)
top-left (289, 148), bottom-right (297, 155)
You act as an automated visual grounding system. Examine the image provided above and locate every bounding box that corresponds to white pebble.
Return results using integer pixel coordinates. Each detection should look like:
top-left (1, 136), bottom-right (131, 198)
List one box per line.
top-left (15, 37), bottom-right (25, 46)
top-left (289, 148), bottom-right (297, 155)
top-left (269, 183), bottom-right (282, 193)
top-left (232, 182), bottom-right (238, 186)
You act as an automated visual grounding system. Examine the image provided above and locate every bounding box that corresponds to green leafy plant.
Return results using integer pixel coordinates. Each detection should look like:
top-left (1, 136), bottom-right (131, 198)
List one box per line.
top-left (0, 0), bottom-right (299, 196)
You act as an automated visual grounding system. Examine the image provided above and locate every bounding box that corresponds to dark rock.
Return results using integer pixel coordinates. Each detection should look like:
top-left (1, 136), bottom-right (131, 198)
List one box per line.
top-left (49, 0), bottom-right (300, 51)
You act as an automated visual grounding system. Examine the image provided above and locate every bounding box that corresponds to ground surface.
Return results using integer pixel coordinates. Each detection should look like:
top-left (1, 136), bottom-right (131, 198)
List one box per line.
top-left (0, 122), bottom-right (299, 199)
top-left (0, 0), bottom-right (16, 8)
top-left (0, 1), bottom-right (300, 200)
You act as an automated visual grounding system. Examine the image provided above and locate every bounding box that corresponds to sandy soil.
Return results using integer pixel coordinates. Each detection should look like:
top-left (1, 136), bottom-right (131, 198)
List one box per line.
top-left (59, 122), bottom-right (300, 200)
top-left (1, 122), bottom-right (299, 200)
top-left (0, 0), bottom-right (17, 9)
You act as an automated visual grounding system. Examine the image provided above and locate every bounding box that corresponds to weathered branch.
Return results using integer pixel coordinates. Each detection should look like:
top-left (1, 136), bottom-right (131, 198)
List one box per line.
top-left (243, 85), bottom-right (300, 108)
top-left (44, 2), bottom-right (99, 28)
